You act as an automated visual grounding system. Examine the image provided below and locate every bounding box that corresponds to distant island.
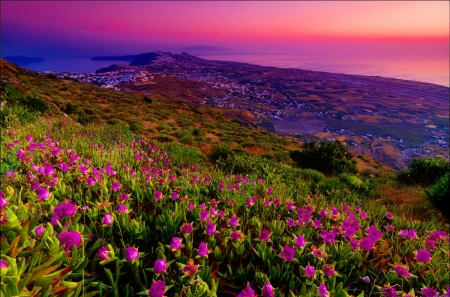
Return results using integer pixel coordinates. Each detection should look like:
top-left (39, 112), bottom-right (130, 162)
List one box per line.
top-left (3, 55), bottom-right (45, 65)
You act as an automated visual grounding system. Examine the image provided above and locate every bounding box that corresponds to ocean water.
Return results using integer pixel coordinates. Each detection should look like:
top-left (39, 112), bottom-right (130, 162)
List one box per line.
top-left (12, 55), bottom-right (449, 87)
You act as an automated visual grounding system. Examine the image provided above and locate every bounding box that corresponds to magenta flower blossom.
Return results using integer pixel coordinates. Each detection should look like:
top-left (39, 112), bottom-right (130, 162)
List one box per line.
top-left (154, 191), bottom-right (163, 201)
top-left (274, 198), bottom-right (281, 205)
top-left (0, 260), bottom-right (8, 274)
top-left (287, 218), bottom-right (295, 227)
top-left (35, 226), bottom-right (46, 238)
top-left (398, 229), bottom-right (417, 239)
top-left (281, 245), bottom-right (296, 261)
top-left (381, 285), bottom-right (397, 297)
top-left (421, 287), bottom-right (439, 297)
top-left (344, 228), bottom-right (355, 239)
top-left (119, 192), bottom-right (130, 201)
top-left (188, 204), bottom-right (195, 211)
top-left (416, 249), bottom-right (431, 263)
top-left (318, 284), bottom-right (329, 297)
top-left (323, 265), bottom-right (336, 277)
top-left (262, 282), bottom-right (274, 297)
top-left (259, 229), bottom-right (271, 242)
top-left (350, 239), bottom-right (359, 252)
top-left (367, 225), bottom-right (383, 241)
top-left (103, 213), bottom-right (113, 226)
top-left (124, 246), bottom-right (139, 261)
top-left (304, 265), bottom-right (315, 278)
top-left (58, 231), bottom-right (82, 252)
top-left (154, 259), bottom-right (168, 274)
top-left (267, 188), bottom-right (273, 194)
top-left (205, 221), bottom-right (216, 235)
top-left (118, 204), bottom-right (128, 213)
top-left (394, 264), bottom-right (411, 278)
top-left (171, 192), bottom-right (179, 200)
top-left (321, 229), bottom-right (336, 244)
top-left (386, 212), bottom-right (393, 219)
top-left (360, 211), bottom-right (368, 219)
top-left (314, 219), bottom-right (322, 228)
top-left (53, 200), bottom-right (77, 218)
top-left (36, 187), bottom-right (50, 200)
top-left (386, 225), bottom-right (394, 232)
top-left (81, 206), bottom-right (89, 211)
top-left (43, 165), bottom-right (55, 177)
top-left (98, 247), bottom-right (110, 260)
top-left (360, 276), bottom-right (370, 284)
top-left (286, 201), bottom-right (294, 211)
top-left (86, 177), bottom-right (96, 186)
top-left (0, 196), bottom-right (8, 208)
top-left (181, 223), bottom-right (193, 234)
top-left (295, 235), bottom-right (306, 247)
top-left (360, 237), bottom-right (375, 251)
top-left (230, 231), bottom-right (243, 241)
top-left (170, 237), bottom-right (182, 250)
top-left (111, 182), bottom-right (121, 191)
top-left (148, 280), bottom-right (166, 297)
top-left (229, 216), bottom-right (238, 227)
top-left (198, 242), bottom-right (209, 257)
top-left (200, 210), bottom-right (209, 221)
top-left (237, 283), bottom-right (256, 297)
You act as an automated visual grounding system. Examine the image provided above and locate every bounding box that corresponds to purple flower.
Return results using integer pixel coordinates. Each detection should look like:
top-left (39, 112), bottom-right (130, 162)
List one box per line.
top-left (360, 237), bottom-right (375, 251)
top-left (188, 204), bottom-right (195, 211)
top-left (205, 221), bottom-right (216, 235)
top-left (287, 218), bottom-right (295, 227)
top-left (218, 210), bottom-right (225, 218)
top-left (0, 196), bottom-right (9, 208)
top-left (229, 216), bottom-right (238, 227)
top-left (313, 219), bottom-right (322, 228)
top-left (53, 200), bottom-right (77, 219)
top-left (386, 212), bottom-right (393, 219)
top-left (281, 245), bottom-right (296, 261)
top-left (181, 223), bottom-right (193, 234)
top-left (57, 231), bottom-right (82, 252)
top-left (111, 182), bottom-right (121, 191)
top-left (171, 192), bottom-right (179, 200)
top-left (154, 191), bottom-right (163, 201)
top-left (394, 264), bottom-right (410, 278)
top-left (304, 265), bottom-right (315, 278)
top-left (118, 204), bottom-right (128, 213)
top-left (322, 265), bottom-right (336, 277)
top-left (367, 225), bottom-right (383, 241)
top-left (381, 285), bottom-right (397, 297)
top-left (170, 237), bottom-right (182, 250)
top-left (262, 282), bottom-right (274, 297)
top-left (98, 247), bottom-right (110, 260)
top-left (124, 246), bottom-right (139, 261)
top-left (259, 229), bottom-right (271, 242)
top-left (148, 280), bottom-right (166, 297)
top-left (36, 187), bottom-right (50, 200)
top-left (103, 213), bottom-right (113, 226)
top-left (422, 288), bottom-right (439, 297)
top-left (416, 249), bottom-right (431, 263)
top-left (198, 242), bottom-right (209, 257)
top-left (274, 198), bottom-right (281, 205)
top-left (317, 284), bottom-right (329, 297)
top-left (86, 177), bottom-right (96, 186)
top-left (35, 226), bottom-right (46, 238)
top-left (119, 192), bottom-right (130, 201)
top-left (312, 248), bottom-right (328, 259)
top-left (154, 259), bottom-right (168, 274)
top-left (43, 165), bottom-right (55, 177)
top-left (237, 283), bottom-right (256, 297)
top-left (200, 209), bottom-right (209, 221)
top-left (230, 231), bottom-right (243, 241)
top-left (321, 229), bottom-right (336, 244)
top-left (267, 188), bottom-right (273, 194)
top-left (386, 225), bottom-right (394, 232)
top-left (286, 201), bottom-right (294, 211)
top-left (398, 229), bottom-right (417, 239)
top-left (295, 235), bottom-right (306, 247)
top-left (360, 211), bottom-right (368, 219)
top-left (360, 276), bottom-right (370, 284)
top-left (344, 227), bottom-right (355, 239)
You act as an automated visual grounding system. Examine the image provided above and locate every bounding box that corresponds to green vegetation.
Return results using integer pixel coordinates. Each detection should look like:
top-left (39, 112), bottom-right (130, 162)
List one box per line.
top-left (0, 60), bottom-right (448, 297)
top-left (426, 174), bottom-right (449, 216)
top-left (290, 140), bottom-right (358, 176)
top-left (397, 157), bottom-right (450, 186)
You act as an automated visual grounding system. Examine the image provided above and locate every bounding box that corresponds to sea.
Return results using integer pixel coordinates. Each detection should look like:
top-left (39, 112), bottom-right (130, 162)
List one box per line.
top-left (14, 55), bottom-right (450, 87)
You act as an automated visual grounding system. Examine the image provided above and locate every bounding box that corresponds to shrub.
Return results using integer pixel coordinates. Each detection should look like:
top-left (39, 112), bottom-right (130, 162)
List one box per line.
top-left (154, 134), bottom-right (174, 142)
top-left (208, 147), bottom-right (232, 164)
top-left (143, 96), bottom-right (153, 104)
top-left (298, 169), bottom-right (326, 183)
top-left (290, 140), bottom-right (358, 175)
top-left (425, 173), bottom-right (449, 216)
top-left (180, 135), bottom-right (193, 144)
top-left (397, 158), bottom-right (450, 186)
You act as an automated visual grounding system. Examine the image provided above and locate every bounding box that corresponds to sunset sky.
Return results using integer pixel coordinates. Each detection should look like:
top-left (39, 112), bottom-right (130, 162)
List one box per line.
top-left (2, 1), bottom-right (448, 58)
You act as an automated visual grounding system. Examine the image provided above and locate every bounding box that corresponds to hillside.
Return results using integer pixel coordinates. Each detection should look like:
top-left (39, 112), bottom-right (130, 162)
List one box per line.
top-left (1, 58), bottom-right (449, 297)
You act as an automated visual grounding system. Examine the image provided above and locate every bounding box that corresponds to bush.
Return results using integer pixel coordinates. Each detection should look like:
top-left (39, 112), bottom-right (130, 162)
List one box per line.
top-left (208, 147), bottom-right (232, 164)
top-left (426, 173), bottom-right (449, 216)
top-left (143, 96), bottom-right (153, 104)
top-left (298, 169), bottom-right (326, 183)
top-left (397, 158), bottom-right (450, 186)
top-left (290, 140), bottom-right (358, 176)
